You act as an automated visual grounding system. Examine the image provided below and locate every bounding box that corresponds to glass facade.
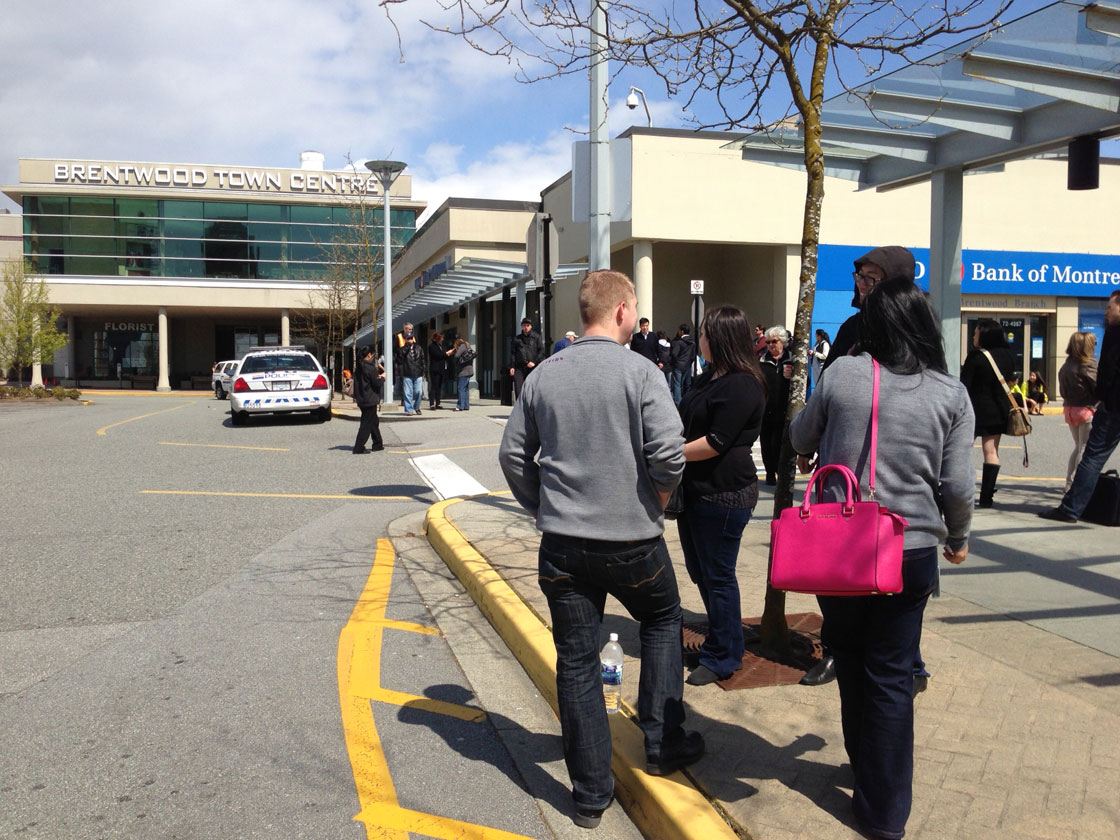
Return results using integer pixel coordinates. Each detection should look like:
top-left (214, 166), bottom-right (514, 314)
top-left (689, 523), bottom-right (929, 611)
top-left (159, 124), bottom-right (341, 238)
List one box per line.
top-left (22, 196), bottom-right (416, 281)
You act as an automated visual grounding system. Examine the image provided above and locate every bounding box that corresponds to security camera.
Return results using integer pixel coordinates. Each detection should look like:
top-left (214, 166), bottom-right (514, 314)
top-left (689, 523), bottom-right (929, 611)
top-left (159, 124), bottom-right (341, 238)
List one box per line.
top-left (626, 91), bottom-right (639, 110)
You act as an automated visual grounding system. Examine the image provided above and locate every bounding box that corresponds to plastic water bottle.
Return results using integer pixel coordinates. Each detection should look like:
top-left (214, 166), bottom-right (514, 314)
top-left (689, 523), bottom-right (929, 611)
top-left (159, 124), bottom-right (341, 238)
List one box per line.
top-left (601, 633), bottom-right (624, 714)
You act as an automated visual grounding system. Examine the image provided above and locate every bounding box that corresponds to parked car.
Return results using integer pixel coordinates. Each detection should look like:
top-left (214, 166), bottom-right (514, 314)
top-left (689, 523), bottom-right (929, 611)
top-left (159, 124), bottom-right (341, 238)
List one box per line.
top-left (228, 346), bottom-right (332, 425)
top-left (212, 360), bottom-right (240, 399)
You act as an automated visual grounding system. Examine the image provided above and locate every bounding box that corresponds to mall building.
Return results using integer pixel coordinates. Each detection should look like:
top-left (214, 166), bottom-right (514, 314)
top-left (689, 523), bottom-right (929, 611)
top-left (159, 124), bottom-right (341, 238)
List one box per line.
top-left (0, 153), bottom-right (424, 389)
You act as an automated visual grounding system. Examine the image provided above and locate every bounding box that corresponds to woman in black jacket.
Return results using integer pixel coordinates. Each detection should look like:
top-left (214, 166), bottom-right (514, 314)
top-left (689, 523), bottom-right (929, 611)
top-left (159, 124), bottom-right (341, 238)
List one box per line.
top-left (427, 332), bottom-right (448, 410)
top-left (678, 305), bottom-right (766, 685)
top-left (959, 318), bottom-right (1015, 507)
top-left (758, 326), bottom-right (792, 485)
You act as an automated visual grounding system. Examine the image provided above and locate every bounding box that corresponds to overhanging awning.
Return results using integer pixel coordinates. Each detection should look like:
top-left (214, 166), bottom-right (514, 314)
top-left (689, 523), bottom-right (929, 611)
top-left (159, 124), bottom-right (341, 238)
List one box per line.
top-left (346, 257), bottom-right (586, 345)
top-left (726, 0), bottom-right (1120, 190)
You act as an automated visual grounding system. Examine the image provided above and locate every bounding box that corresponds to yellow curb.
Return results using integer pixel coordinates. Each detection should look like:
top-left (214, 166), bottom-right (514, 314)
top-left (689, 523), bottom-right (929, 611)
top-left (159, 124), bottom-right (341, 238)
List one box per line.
top-left (425, 497), bottom-right (746, 840)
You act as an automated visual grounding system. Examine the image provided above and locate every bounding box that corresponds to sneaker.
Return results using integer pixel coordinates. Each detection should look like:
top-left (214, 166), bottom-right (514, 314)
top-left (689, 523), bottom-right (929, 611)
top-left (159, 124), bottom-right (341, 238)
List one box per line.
top-left (685, 664), bottom-right (722, 686)
top-left (1038, 507), bottom-right (1077, 523)
top-left (646, 731), bottom-right (705, 776)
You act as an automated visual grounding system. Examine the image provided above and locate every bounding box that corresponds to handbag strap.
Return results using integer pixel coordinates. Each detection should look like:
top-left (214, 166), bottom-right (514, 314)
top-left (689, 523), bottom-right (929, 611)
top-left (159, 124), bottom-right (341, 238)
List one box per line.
top-left (869, 359), bottom-right (880, 500)
top-left (981, 349), bottom-right (1020, 411)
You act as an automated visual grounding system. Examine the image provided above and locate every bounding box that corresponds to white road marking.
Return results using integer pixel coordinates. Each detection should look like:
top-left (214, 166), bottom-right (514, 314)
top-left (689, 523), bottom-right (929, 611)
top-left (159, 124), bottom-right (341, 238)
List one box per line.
top-left (410, 454), bottom-right (489, 501)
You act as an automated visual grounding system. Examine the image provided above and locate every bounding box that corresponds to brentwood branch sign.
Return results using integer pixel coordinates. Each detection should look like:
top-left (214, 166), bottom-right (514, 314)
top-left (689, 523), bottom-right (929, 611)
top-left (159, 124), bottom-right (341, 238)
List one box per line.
top-left (50, 163), bottom-right (387, 196)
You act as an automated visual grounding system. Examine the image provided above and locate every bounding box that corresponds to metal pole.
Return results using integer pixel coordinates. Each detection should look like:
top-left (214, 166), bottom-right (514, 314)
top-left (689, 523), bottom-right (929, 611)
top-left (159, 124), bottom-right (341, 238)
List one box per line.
top-left (589, 0), bottom-right (611, 271)
top-left (381, 183), bottom-right (394, 404)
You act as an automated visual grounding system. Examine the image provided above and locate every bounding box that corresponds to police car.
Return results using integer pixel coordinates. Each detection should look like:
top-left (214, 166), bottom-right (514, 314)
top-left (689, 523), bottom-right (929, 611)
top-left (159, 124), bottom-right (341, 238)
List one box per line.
top-left (211, 360), bottom-right (240, 400)
top-left (228, 346), bottom-right (332, 425)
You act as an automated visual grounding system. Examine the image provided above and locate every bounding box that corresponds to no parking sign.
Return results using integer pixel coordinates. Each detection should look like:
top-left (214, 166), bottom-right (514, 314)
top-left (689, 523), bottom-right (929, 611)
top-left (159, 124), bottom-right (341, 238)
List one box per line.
top-left (690, 279), bottom-right (705, 295)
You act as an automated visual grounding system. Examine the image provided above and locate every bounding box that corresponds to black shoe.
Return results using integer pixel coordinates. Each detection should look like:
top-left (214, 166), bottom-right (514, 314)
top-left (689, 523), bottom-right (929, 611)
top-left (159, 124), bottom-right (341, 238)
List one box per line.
top-left (800, 655), bottom-right (836, 686)
top-left (415, 408), bottom-right (422, 415)
top-left (352, 449), bottom-right (368, 454)
top-left (912, 675), bottom-right (929, 697)
top-left (573, 801), bottom-right (610, 829)
top-left (369, 445), bottom-right (384, 452)
top-left (685, 664), bottom-right (722, 686)
top-left (646, 731), bottom-right (705, 776)
top-left (765, 475), bottom-right (777, 486)
top-left (1038, 507), bottom-right (1077, 523)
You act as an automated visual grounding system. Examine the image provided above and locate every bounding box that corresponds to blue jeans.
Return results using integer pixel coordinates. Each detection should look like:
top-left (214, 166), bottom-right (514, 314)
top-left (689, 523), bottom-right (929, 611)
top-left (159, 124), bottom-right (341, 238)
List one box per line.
top-left (818, 546), bottom-right (938, 840)
top-left (1059, 407), bottom-right (1120, 518)
top-left (538, 532), bottom-right (686, 810)
top-left (457, 375), bottom-right (471, 410)
top-left (676, 501), bottom-right (751, 678)
top-left (670, 368), bottom-right (691, 405)
top-left (402, 376), bottom-right (423, 413)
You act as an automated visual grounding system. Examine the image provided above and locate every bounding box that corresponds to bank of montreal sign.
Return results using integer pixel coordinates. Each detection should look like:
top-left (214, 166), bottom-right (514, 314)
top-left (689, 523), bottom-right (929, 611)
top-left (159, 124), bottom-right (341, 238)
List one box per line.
top-left (818, 245), bottom-right (1120, 298)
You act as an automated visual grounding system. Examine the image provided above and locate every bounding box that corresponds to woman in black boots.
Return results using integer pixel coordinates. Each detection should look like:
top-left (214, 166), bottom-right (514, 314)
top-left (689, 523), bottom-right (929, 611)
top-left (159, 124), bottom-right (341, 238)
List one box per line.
top-left (960, 318), bottom-right (1015, 507)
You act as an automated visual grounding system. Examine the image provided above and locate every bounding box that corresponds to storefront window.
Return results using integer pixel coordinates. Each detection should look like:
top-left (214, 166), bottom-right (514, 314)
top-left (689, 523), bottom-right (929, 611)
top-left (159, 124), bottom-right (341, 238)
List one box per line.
top-left (91, 324), bottom-right (158, 378)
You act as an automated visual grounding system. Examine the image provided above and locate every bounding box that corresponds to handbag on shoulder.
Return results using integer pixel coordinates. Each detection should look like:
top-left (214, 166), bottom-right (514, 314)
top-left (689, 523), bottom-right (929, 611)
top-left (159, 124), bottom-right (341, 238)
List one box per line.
top-left (980, 349), bottom-right (1030, 466)
top-left (768, 359), bottom-right (909, 596)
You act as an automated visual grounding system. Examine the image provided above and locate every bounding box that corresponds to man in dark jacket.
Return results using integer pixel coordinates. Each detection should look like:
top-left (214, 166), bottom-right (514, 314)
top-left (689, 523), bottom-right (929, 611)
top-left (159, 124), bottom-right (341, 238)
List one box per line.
top-left (630, 317), bottom-right (660, 365)
top-left (352, 345), bottom-right (385, 453)
top-left (394, 322), bottom-right (426, 416)
top-left (824, 246), bottom-right (913, 370)
top-left (669, 324), bottom-right (694, 405)
top-left (509, 318), bottom-right (545, 400)
top-left (1041, 290), bottom-right (1120, 522)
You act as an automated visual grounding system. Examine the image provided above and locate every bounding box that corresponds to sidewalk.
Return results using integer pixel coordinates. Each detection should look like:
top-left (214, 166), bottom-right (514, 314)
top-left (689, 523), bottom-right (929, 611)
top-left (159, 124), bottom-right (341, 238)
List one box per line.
top-left (427, 488), bottom-right (1120, 840)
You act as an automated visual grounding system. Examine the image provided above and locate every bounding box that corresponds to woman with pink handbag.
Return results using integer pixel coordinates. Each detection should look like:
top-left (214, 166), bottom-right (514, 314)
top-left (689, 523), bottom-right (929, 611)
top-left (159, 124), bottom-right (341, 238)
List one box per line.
top-left (788, 271), bottom-right (974, 840)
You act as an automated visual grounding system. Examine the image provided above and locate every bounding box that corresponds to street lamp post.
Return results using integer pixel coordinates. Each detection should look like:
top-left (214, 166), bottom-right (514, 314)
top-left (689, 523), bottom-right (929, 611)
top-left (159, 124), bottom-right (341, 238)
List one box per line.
top-left (364, 159), bottom-right (407, 406)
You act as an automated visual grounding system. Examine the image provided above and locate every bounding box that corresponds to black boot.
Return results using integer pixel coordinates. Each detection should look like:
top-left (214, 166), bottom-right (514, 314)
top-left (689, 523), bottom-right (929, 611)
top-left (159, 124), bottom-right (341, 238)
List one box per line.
top-left (978, 463), bottom-right (1000, 508)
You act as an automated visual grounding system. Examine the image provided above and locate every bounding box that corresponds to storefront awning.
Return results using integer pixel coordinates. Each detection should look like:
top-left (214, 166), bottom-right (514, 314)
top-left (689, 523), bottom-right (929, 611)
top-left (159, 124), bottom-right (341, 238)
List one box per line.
top-left (724, 1), bottom-right (1120, 191)
top-left (346, 257), bottom-right (586, 346)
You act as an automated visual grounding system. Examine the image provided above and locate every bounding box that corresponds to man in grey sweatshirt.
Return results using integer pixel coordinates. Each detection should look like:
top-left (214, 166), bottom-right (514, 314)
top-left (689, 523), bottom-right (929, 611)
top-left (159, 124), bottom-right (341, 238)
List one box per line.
top-left (499, 269), bottom-right (703, 828)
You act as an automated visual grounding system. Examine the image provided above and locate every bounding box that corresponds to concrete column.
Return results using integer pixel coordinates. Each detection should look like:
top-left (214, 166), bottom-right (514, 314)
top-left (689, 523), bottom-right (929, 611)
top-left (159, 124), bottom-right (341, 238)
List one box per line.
top-left (280, 309), bottom-right (290, 346)
top-left (930, 167), bottom-right (964, 375)
top-left (30, 317), bottom-right (43, 388)
top-left (66, 317), bottom-right (76, 383)
top-left (633, 240), bottom-right (654, 323)
top-left (157, 307), bottom-right (171, 392)
top-left (467, 299), bottom-right (479, 391)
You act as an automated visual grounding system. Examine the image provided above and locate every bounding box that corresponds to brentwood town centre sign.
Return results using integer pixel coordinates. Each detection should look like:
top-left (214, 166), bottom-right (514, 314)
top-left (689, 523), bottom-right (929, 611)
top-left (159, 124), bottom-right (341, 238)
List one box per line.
top-left (51, 162), bottom-right (385, 196)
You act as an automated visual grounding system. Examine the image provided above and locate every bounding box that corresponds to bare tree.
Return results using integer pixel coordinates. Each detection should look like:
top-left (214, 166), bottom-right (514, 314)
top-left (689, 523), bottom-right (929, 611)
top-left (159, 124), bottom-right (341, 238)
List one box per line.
top-left (1, 259), bottom-right (69, 387)
top-left (386, 0), bottom-right (1010, 650)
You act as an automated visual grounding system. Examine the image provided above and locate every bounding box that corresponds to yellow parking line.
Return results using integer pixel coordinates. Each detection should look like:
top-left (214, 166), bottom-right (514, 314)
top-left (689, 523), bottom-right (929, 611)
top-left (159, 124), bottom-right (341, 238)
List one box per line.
top-left (96, 401), bottom-right (195, 435)
top-left (140, 490), bottom-right (412, 500)
top-left (159, 441), bottom-right (289, 452)
top-left (338, 539), bottom-right (531, 840)
top-left (392, 443), bottom-right (500, 455)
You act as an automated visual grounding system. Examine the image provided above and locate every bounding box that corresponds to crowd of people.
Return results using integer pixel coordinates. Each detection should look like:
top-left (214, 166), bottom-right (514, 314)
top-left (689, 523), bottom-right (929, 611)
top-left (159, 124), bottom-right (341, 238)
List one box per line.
top-left (345, 257), bottom-right (1120, 838)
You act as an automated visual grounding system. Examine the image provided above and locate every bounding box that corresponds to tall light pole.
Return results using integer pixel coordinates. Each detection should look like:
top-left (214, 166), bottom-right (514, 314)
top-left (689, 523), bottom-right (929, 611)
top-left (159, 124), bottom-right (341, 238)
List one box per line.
top-left (365, 159), bottom-right (406, 406)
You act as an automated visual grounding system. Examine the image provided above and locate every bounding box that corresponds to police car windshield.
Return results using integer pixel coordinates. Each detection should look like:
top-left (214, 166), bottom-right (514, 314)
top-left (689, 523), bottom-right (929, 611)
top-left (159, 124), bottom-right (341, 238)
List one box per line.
top-left (240, 354), bottom-right (317, 374)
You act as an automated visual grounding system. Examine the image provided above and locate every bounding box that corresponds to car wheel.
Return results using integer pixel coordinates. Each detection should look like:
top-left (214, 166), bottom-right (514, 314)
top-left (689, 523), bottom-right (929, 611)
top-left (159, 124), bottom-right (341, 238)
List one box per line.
top-left (318, 407), bottom-right (332, 423)
top-left (231, 411), bottom-right (247, 426)
top-left (215, 384), bottom-right (225, 400)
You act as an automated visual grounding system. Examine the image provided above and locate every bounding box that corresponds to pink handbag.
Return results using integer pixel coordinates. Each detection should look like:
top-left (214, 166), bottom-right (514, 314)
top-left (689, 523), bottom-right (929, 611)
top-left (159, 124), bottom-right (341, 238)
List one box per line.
top-left (768, 360), bottom-right (909, 596)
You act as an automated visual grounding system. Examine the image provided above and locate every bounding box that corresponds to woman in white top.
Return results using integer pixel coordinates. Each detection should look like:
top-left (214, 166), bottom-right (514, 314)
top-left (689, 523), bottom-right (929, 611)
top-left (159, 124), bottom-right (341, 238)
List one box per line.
top-left (809, 328), bottom-right (830, 391)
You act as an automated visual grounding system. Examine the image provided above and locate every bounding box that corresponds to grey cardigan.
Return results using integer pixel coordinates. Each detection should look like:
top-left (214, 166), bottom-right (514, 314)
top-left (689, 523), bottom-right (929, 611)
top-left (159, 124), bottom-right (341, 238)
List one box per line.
top-left (499, 335), bottom-right (684, 540)
top-left (789, 354), bottom-right (974, 552)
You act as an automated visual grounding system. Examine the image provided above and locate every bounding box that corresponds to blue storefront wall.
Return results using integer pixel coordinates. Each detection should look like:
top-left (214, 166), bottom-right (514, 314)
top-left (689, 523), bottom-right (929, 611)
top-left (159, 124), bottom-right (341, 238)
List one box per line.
top-left (810, 245), bottom-right (1120, 352)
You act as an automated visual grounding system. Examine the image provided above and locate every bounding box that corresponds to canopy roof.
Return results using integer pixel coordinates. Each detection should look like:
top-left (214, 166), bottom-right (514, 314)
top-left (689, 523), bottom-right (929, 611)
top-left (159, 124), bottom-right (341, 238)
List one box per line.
top-left (727, 0), bottom-right (1120, 189)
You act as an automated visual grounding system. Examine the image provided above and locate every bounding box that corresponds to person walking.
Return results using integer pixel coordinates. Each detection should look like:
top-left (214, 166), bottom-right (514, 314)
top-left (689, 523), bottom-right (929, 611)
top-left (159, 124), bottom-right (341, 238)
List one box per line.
top-left (452, 337), bottom-right (475, 411)
top-left (1041, 290), bottom-right (1120, 522)
top-left (758, 326), bottom-right (792, 485)
top-left (499, 269), bottom-right (703, 829)
top-left (669, 323), bottom-right (695, 405)
top-left (676, 305), bottom-right (765, 686)
top-left (790, 276), bottom-right (974, 840)
top-left (553, 330), bottom-right (578, 354)
top-left (1057, 332), bottom-right (1098, 493)
top-left (351, 345), bottom-right (386, 454)
top-left (509, 318), bottom-right (544, 401)
top-left (427, 331), bottom-right (449, 411)
top-left (960, 318), bottom-right (1015, 508)
top-left (394, 322), bottom-right (426, 416)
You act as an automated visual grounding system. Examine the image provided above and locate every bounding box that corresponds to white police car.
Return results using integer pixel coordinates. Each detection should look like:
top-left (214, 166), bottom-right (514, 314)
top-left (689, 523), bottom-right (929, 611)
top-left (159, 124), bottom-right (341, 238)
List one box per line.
top-left (212, 359), bottom-right (240, 400)
top-left (229, 346), bottom-right (332, 425)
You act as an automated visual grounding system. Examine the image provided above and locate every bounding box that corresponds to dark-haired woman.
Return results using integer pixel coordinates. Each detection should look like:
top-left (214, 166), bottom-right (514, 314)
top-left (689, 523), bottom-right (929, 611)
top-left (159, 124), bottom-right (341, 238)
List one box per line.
top-left (427, 332), bottom-right (448, 410)
top-left (677, 305), bottom-right (766, 686)
top-left (960, 318), bottom-right (1016, 508)
top-left (790, 274), bottom-right (973, 840)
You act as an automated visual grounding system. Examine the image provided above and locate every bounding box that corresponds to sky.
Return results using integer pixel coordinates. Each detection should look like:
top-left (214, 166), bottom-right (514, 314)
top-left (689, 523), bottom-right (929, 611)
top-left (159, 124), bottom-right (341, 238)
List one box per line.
top-left (0, 0), bottom-right (1061, 222)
